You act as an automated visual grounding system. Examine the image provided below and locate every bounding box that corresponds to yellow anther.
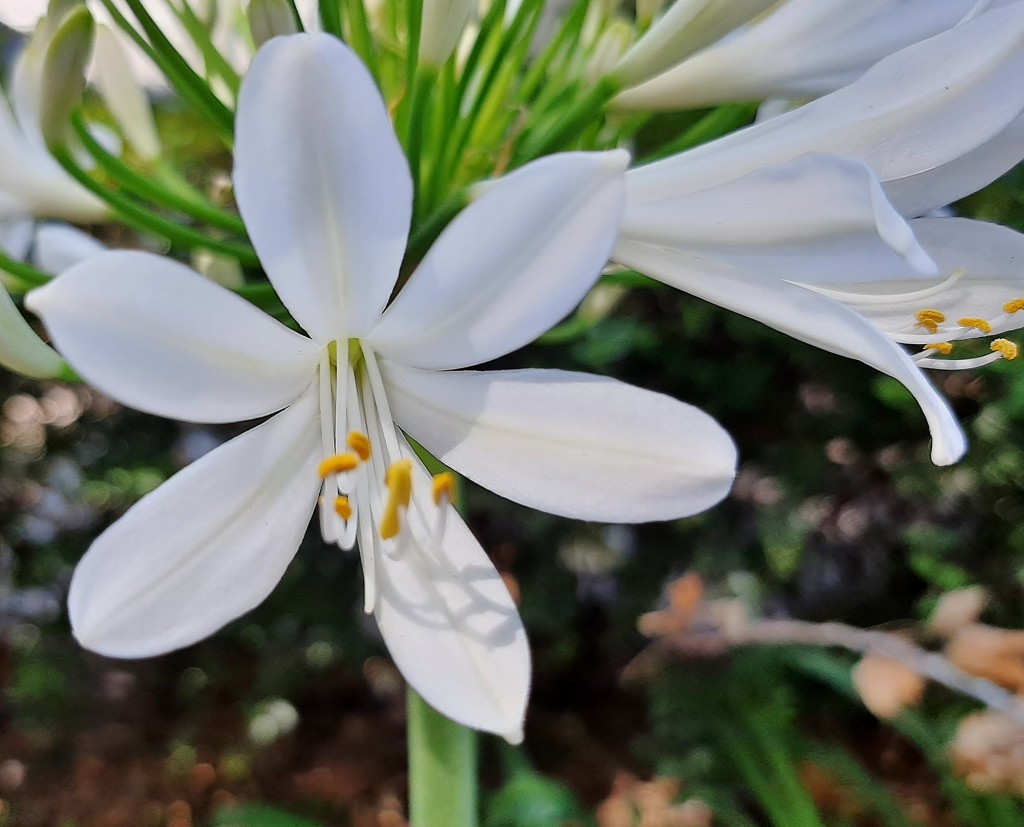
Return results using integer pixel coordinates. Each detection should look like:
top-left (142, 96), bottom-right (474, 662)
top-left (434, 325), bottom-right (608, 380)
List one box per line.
top-left (924, 342), bottom-right (954, 355)
top-left (1004, 298), bottom-right (1024, 314)
top-left (432, 472), bottom-right (456, 506)
top-left (380, 459), bottom-right (413, 540)
top-left (347, 431), bottom-right (372, 461)
top-left (318, 453), bottom-right (360, 477)
top-left (958, 316), bottom-right (993, 334)
top-left (334, 496), bottom-right (353, 521)
top-left (915, 308), bottom-right (947, 331)
top-left (991, 338), bottom-right (1019, 361)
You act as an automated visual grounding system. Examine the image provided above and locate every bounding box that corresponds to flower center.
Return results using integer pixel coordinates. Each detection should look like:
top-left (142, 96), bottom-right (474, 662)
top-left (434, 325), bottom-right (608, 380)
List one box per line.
top-left (314, 341), bottom-right (455, 613)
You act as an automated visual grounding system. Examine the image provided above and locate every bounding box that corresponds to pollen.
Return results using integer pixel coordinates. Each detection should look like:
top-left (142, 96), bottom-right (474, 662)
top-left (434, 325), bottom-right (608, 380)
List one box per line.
top-left (380, 459), bottom-right (413, 540)
top-left (318, 453), bottom-right (360, 477)
top-left (348, 431), bottom-right (372, 461)
top-left (915, 308), bottom-right (946, 333)
top-left (334, 496), bottom-right (353, 520)
top-left (991, 339), bottom-right (1019, 361)
top-left (432, 472), bottom-right (456, 506)
top-left (924, 342), bottom-right (954, 355)
top-left (958, 316), bottom-right (993, 334)
top-left (1004, 298), bottom-right (1024, 314)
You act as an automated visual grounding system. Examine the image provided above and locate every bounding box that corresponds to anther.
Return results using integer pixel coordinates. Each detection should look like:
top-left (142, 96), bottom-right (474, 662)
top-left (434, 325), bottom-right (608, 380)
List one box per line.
top-left (1004, 298), bottom-right (1024, 314)
top-left (991, 338), bottom-right (1019, 361)
top-left (380, 459), bottom-right (413, 540)
top-left (915, 308), bottom-right (946, 333)
top-left (432, 472), bottom-right (456, 506)
top-left (348, 431), bottom-right (372, 461)
top-left (924, 342), bottom-right (954, 355)
top-left (318, 453), bottom-right (360, 477)
top-left (957, 316), bottom-right (993, 334)
top-left (334, 496), bottom-right (353, 521)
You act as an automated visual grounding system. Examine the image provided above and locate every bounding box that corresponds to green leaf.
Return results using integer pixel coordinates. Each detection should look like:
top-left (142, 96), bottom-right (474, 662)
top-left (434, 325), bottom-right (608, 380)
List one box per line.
top-left (211, 805), bottom-right (327, 827)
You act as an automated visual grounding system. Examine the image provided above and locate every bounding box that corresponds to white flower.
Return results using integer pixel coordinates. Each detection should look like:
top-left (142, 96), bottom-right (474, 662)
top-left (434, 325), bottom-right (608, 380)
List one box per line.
top-left (613, 4), bottom-right (1024, 466)
top-left (612, 0), bottom-right (1004, 111)
top-left (27, 34), bottom-right (737, 741)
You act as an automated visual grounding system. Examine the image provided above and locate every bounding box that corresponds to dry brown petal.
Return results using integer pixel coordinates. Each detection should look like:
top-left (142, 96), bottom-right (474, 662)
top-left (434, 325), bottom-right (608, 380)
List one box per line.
top-left (929, 587), bottom-right (990, 637)
top-left (946, 624), bottom-right (1024, 692)
top-left (950, 711), bottom-right (1024, 795)
top-left (852, 655), bottom-right (926, 719)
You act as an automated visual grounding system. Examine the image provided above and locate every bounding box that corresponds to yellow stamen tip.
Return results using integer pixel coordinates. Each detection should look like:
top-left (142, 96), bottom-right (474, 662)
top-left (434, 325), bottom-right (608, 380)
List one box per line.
top-left (916, 308), bottom-right (946, 326)
top-left (318, 453), bottom-right (360, 477)
top-left (432, 472), bottom-right (456, 506)
top-left (958, 316), bottom-right (993, 334)
top-left (348, 431), bottom-right (372, 461)
top-left (334, 496), bottom-right (353, 521)
top-left (380, 459), bottom-right (413, 541)
top-left (991, 338), bottom-right (1019, 361)
top-left (924, 342), bottom-right (954, 355)
top-left (1004, 298), bottom-right (1024, 314)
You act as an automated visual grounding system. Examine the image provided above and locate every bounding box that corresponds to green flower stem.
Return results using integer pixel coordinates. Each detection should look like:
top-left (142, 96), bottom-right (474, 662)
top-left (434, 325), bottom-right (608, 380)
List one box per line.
top-left (71, 114), bottom-right (248, 236)
top-left (513, 75), bottom-right (620, 163)
top-left (105, 0), bottom-right (234, 143)
top-left (171, 0), bottom-right (242, 98)
top-left (641, 102), bottom-right (758, 163)
top-left (342, 0), bottom-right (379, 79)
top-left (52, 145), bottom-right (260, 266)
top-left (0, 250), bottom-right (51, 289)
top-left (404, 66), bottom-right (436, 219)
top-left (408, 689), bottom-right (479, 827)
top-left (405, 189), bottom-right (469, 266)
top-left (319, 0), bottom-right (344, 41)
top-left (516, 0), bottom-right (588, 104)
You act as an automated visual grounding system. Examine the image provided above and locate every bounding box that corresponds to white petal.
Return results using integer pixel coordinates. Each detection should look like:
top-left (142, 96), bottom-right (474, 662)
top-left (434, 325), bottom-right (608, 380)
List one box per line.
top-left (0, 277), bottom-right (62, 378)
top-left (627, 4), bottom-right (1024, 201)
top-left (368, 151), bottom-right (628, 370)
top-left (623, 154), bottom-right (936, 283)
top-left (613, 240), bottom-right (966, 465)
top-left (828, 217), bottom-right (1024, 340)
top-left (375, 443), bottom-right (530, 742)
top-left (26, 250), bottom-right (320, 423)
top-left (614, 0), bottom-right (976, 110)
top-left (234, 34), bottom-right (412, 343)
top-left (30, 222), bottom-right (106, 272)
top-left (69, 385), bottom-right (323, 657)
top-left (382, 362), bottom-right (737, 522)
top-left (613, 0), bottom-right (776, 88)
top-left (884, 114), bottom-right (1024, 216)
top-left (420, 0), bottom-right (475, 67)
top-left (91, 24), bottom-right (161, 161)
top-left (0, 216), bottom-right (35, 260)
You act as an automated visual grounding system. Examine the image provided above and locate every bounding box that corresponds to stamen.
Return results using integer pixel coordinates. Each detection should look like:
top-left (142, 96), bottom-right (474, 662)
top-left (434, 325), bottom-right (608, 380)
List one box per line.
top-left (432, 472), bottom-right (456, 506)
top-left (380, 459), bottom-right (413, 540)
top-left (925, 342), bottom-right (953, 355)
top-left (318, 453), bottom-right (360, 477)
top-left (1004, 298), bottom-right (1024, 314)
top-left (991, 338), bottom-right (1019, 361)
top-left (958, 317), bottom-right (993, 334)
top-left (334, 496), bottom-right (353, 521)
top-left (914, 309), bottom-right (946, 334)
top-left (348, 431), bottom-right (372, 461)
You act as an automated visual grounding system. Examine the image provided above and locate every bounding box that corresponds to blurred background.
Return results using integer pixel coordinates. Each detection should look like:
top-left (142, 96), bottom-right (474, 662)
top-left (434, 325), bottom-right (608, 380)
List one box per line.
top-left (5, 20), bottom-right (1024, 827)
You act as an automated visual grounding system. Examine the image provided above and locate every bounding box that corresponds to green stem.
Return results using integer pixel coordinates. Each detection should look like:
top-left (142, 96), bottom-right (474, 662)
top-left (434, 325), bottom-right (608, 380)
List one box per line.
top-left (71, 114), bottom-right (247, 236)
top-left (408, 686), bottom-right (478, 827)
top-left (52, 144), bottom-right (259, 265)
top-left (0, 249), bottom-right (51, 289)
top-left (513, 75), bottom-right (620, 163)
top-left (641, 102), bottom-right (758, 162)
top-left (172, 0), bottom-right (242, 98)
top-left (319, 0), bottom-right (344, 40)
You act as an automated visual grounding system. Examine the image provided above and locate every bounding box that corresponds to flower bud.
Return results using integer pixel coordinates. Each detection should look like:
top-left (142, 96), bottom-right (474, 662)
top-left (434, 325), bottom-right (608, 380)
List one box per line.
top-left (587, 21), bottom-right (633, 84)
top-left (636, 0), bottom-right (667, 30)
top-left (92, 25), bottom-right (160, 161)
top-left (419, 0), bottom-right (475, 68)
top-left (247, 0), bottom-right (299, 49)
top-left (0, 283), bottom-right (64, 379)
top-left (39, 5), bottom-right (94, 149)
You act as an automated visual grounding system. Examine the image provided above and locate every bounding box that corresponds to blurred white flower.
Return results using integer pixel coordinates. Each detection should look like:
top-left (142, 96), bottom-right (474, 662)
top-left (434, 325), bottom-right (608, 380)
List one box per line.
top-left (615, 5), bottom-right (1024, 465)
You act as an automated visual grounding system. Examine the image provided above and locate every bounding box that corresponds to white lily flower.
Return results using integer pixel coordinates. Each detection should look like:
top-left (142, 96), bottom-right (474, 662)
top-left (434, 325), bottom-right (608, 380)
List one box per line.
top-left (614, 5), bottom-right (1024, 465)
top-left (612, 0), bottom-right (1009, 111)
top-left (26, 34), bottom-right (737, 741)
top-left (813, 218), bottom-right (1024, 369)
